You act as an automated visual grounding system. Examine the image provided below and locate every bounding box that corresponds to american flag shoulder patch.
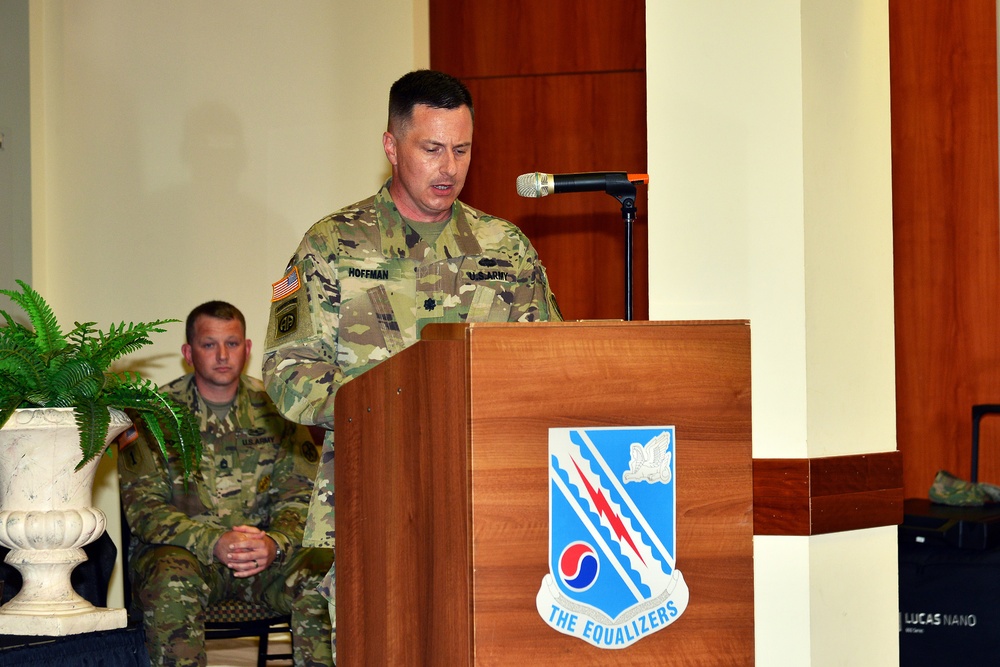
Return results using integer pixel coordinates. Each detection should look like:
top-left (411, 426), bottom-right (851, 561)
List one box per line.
top-left (272, 266), bottom-right (301, 302)
top-left (117, 425), bottom-right (139, 450)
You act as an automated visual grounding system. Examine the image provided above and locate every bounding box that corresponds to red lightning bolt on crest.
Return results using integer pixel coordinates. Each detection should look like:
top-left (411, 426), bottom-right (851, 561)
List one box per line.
top-left (571, 457), bottom-right (646, 565)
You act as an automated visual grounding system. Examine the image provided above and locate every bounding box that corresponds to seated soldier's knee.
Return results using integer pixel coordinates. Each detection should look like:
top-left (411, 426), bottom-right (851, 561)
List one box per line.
top-left (133, 546), bottom-right (207, 608)
top-left (280, 548), bottom-right (332, 600)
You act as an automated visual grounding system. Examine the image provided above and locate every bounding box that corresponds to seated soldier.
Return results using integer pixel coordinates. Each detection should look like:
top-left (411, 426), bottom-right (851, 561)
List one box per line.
top-left (118, 300), bottom-right (334, 667)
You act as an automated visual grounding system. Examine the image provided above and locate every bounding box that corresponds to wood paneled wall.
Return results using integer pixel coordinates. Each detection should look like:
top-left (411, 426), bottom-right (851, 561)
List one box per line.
top-left (429, 1), bottom-right (648, 321)
top-left (428, 2), bottom-right (1000, 499)
top-left (890, 0), bottom-right (1000, 497)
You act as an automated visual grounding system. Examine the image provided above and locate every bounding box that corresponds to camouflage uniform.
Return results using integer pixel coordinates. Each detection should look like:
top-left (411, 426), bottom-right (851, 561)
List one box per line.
top-left (118, 373), bottom-right (334, 667)
top-left (929, 469), bottom-right (1000, 506)
top-left (261, 181), bottom-right (562, 644)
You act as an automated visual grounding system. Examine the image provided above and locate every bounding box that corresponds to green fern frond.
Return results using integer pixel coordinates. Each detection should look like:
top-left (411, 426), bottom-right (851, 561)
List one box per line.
top-left (0, 369), bottom-right (29, 393)
top-left (0, 394), bottom-right (21, 430)
top-left (0, 371), bottom-right (34, 409)
top-left (72, 398), bottom-right (111, 470)
top-left (0, 317), bottom-right (39, 347)
top-left (0, 280), bottom-right (66, 359)
top-left (104, 370), bottom-right (153, 395)
top-left (66, 321), bottom-right (98, 347)
top-left (63, 323), bottom-right (98, 366)
top-left (47, 359), bottom-right (105, 406)
top-left (104, 384), bottom-right (202, 478)
top-left (140, 411), bottom-right (169, 452)
top-left (0, 338), bottom-right (49, 399)
top-left (80, 320), bottom-right (174, 369)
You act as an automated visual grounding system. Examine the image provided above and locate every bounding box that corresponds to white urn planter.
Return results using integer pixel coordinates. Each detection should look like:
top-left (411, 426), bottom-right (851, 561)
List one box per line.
top-left (0, 407), bottom-right (131, 636)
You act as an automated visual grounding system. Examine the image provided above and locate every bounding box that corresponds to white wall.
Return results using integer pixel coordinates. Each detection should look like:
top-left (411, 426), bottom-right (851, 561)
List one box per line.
top-left (31, 0), bottom-right (428, 373)
top-left (0, 0), bottom-right (32, 315)
top-left (647, 1), bottom-right (897, 665)
top-left (29, 0), bottom-right (427, 607)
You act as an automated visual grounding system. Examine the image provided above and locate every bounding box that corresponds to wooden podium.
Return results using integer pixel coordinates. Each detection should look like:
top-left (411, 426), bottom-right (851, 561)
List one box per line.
top-left (334, 320), bottom-right (753, 665)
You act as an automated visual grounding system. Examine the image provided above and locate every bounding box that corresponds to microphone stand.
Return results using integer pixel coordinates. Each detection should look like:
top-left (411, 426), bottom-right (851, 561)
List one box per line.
top-left (606, 181), bottom-right (638, 322)
top-left (521, 171), bottom-right (645, 321)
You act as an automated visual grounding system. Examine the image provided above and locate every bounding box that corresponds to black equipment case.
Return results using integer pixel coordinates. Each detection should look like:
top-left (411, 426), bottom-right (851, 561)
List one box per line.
top-left (899, 405), bottom-right (1000, 664)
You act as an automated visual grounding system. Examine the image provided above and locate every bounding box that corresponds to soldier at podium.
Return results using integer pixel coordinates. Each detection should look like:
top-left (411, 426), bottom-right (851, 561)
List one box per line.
top-left (262, 69), bottom-right (563, 658)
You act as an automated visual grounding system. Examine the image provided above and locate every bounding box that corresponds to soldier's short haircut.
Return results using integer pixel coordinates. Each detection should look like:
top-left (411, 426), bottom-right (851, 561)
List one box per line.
top-left (388, 69), bottom-right (474, 133)
top-left (186, 301), bottom-right (246, 343)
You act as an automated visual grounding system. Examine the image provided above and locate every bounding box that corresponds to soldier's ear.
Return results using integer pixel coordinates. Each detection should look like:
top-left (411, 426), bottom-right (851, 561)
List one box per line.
top-left (383, 131), bottom-right (398, 166)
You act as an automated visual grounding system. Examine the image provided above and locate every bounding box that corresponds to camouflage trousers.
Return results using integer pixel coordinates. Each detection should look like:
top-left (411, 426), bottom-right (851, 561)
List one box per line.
top-left (318, 561), bottom-right (336, 663)
top-left (132, 545), bottom-right (335, 666)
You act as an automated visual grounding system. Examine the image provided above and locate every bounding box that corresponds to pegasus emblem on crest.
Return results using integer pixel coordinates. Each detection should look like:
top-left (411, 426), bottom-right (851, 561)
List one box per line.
top-left (622, 431), bottom-right (673, 484)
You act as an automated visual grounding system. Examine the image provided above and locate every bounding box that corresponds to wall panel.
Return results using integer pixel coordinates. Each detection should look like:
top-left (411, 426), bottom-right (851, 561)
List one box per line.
top-left (890, 0), bottom-right (1000, 496)
top-left (430, 2), bottom-right (644, 77)
top-left (430, 0), bottom-right (648, 321)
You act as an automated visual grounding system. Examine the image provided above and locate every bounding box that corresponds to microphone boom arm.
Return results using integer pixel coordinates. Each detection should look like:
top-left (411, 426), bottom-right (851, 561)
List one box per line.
top-left (516, 171), bottom-right (648, 321)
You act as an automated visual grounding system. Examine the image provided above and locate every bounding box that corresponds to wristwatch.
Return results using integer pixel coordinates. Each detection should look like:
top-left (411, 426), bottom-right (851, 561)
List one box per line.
top-left (268, 533), bottom-right (285, 564)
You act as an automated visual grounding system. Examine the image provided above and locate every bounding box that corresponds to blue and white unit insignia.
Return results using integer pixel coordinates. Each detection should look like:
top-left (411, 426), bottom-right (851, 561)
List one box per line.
top-left (536, 426), bottom-right (689, 649)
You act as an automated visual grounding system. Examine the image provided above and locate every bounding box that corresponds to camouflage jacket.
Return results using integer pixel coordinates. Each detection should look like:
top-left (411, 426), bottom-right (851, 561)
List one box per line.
top-left (262, 181), bottom-right (562, 548)
top-left (118, 374), bottom-right (321, 566)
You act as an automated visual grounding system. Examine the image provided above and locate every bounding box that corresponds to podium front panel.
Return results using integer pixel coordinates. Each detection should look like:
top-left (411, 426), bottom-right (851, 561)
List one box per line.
top-left (336, 320), bottom-right (753, 666)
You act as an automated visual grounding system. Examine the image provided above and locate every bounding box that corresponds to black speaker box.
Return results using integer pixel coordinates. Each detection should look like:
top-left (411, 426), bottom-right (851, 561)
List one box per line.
top-left (899, 527), bottom-right (1000, 664)
top-left (898, 405), bottom-right (1000, 665)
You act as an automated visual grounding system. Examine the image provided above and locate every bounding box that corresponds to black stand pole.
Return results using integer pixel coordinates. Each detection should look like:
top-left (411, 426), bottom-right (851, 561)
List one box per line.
top-left (614, 188), bottom-right (638, 322)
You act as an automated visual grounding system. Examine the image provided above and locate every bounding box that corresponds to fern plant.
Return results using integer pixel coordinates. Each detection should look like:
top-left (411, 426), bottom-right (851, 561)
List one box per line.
top-left (0, 280), bottom-right (201, 476)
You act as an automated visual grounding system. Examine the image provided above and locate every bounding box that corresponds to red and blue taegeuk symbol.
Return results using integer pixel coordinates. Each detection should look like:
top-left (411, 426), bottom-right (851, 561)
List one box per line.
top-left (558, 541), bottom-right (599, 592)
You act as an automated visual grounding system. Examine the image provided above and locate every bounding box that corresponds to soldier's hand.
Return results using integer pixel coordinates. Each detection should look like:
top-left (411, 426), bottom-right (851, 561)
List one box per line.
top-left (214, 525), bottom-right (275, 577)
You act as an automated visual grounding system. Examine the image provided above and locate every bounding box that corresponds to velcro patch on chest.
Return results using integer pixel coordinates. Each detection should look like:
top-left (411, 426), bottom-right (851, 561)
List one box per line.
top-left (302, 441), bottom-right (319, 463)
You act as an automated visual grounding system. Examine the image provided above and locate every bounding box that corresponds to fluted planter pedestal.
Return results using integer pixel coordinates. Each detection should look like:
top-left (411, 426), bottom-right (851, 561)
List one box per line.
top-left (0, 407), bottom-right (131, 636)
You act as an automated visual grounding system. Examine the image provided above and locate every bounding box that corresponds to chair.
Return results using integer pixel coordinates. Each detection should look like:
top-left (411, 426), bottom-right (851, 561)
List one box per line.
top-left (119, 507), bottom-right (293, 667)
top-left (203, 599), bottom-right (292, 667)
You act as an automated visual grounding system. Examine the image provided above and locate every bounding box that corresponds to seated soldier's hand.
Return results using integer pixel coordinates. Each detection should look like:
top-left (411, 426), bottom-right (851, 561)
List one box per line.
top-left (213, 525), bottom-right (277, 578)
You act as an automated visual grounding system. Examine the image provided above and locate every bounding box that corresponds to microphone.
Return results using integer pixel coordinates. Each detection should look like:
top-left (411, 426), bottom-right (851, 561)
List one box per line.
top-left (516, 171), bottom-right (649, 198)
